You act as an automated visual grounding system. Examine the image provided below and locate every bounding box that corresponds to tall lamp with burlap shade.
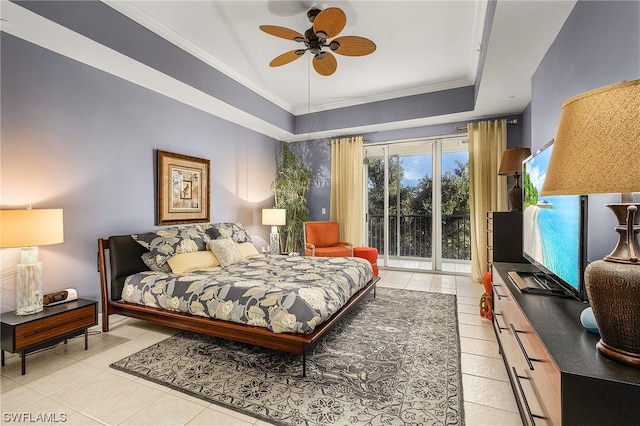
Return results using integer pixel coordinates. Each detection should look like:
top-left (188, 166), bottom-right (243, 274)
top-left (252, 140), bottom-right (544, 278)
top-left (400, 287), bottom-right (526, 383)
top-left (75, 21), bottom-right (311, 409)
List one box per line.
top-left (541, 79), bottom-right (640, 367)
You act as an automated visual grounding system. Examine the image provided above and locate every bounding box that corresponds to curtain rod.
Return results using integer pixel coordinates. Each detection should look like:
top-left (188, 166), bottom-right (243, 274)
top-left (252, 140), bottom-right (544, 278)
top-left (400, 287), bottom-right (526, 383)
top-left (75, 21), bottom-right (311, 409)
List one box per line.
top-left (454, 118), bottom-right (518, 132)
top-left (326, 118), bottom-right (518, 144)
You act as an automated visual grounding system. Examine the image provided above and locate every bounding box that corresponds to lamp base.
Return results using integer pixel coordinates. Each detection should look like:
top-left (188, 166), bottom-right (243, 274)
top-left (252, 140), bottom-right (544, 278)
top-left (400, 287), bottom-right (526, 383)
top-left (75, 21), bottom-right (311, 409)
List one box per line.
top-left (507, 173), bottom-right (523, 212)
top-left (16, 262), bottom-right (44, 315)
top-left (585, 259), bottom-right (640, 367)
top-left (596, 340), bottom-right (640, 367)
top-left (269, 226), bottom-right (280, 255)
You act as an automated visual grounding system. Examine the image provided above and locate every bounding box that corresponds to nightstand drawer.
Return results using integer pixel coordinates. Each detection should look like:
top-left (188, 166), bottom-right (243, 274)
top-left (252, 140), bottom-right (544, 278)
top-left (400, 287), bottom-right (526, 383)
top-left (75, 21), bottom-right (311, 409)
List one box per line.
top-left (14, 304), bottom-right (96, 349)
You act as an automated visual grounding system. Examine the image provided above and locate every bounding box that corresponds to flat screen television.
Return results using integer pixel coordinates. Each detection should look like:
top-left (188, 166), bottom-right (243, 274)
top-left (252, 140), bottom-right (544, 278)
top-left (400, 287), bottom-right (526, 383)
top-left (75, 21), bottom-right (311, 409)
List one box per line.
top-left (521, 140), bottom-right (588, 300)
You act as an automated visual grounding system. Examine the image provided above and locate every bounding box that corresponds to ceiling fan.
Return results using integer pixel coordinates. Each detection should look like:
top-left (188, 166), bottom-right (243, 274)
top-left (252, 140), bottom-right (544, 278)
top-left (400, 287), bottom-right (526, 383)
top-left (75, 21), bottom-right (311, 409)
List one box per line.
top-left (260, 7), bottom-right (376, 76)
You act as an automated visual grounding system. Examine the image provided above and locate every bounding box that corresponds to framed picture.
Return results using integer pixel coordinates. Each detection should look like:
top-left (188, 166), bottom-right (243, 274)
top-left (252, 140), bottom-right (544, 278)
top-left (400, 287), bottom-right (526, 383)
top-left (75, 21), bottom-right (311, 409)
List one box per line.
top-left (157, 150), bottom-right (210, 225)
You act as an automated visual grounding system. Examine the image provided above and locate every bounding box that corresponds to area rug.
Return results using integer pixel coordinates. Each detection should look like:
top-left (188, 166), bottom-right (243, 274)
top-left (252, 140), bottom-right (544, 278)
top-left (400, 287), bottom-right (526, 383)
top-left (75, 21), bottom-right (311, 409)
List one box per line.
top-left (110, 288), bottom-right (464, 425)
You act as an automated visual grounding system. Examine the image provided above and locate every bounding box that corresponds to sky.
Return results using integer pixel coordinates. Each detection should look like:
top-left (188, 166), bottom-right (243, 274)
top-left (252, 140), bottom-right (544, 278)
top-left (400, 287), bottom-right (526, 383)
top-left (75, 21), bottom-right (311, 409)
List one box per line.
top-left (401, 152), bottom-right (468, 187)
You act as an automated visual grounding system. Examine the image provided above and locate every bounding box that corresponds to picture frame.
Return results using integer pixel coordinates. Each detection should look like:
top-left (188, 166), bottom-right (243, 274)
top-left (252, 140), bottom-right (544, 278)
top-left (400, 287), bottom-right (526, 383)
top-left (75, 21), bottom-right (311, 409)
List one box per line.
top-left (157, 150), bottom-right (210, 225)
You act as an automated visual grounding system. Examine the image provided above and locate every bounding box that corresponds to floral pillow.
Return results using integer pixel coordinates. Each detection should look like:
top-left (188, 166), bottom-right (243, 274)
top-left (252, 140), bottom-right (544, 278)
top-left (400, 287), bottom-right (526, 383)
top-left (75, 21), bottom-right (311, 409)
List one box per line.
top-left (141, 252), bottom-right (172, 273)
top-left (132, 225), bottom-right (210, 267)
top-left (201, 222), bottom-right (252, 243)
top-left (209, 238), bottom-right (244, 267)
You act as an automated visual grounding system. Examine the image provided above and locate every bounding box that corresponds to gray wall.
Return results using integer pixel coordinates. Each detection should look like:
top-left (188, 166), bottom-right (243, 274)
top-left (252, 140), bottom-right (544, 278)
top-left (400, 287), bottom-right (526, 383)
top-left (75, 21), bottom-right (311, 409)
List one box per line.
top-left (0, 33), bottom-right (278, 312)
top-left (530, 0), bottom-right (640, 261)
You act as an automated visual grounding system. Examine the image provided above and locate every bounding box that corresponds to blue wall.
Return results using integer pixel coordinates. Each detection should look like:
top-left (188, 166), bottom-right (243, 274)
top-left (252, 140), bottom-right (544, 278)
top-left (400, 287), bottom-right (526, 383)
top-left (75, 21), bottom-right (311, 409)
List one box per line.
top-left (530, 0), bottom-right (640, 261)
top-left (0, 33), bottom-right (279, 311)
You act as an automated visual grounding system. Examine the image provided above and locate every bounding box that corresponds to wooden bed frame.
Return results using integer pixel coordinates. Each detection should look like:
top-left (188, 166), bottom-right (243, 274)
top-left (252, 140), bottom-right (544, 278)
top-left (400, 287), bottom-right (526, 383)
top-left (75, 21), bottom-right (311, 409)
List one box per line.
top-left (98, 237), bottom-right (379, 376)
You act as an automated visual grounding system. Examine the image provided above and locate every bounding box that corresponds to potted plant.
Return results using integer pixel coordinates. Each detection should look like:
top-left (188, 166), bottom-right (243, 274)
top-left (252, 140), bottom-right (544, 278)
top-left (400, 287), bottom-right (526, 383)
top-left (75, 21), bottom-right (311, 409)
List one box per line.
top-left (273, 145), bottom-right (311, 254)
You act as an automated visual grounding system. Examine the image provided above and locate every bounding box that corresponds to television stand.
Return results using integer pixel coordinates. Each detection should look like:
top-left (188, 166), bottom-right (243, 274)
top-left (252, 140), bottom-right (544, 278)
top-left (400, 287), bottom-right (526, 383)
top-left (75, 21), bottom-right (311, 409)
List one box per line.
top-left (507, 270), bottom-right (567, 296)
top-left (494, 263), bottom-right (640, 425)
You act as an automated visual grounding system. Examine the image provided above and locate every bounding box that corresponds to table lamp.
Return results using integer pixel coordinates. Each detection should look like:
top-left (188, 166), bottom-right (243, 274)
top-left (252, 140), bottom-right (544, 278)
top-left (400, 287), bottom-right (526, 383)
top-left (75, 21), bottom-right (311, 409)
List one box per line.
top-left (541, 79), bottom-right (640, 366)
top-left (0, 208), bottom-right (64, 315)
top-left (262, 208), bottom-right (286, 254)
top-left (498, 147), bottom-right (531, 211)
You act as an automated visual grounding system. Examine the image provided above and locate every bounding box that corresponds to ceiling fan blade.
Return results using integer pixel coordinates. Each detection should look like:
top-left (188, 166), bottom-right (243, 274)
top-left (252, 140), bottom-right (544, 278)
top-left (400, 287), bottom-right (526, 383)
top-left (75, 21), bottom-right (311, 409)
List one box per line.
top-left (313, 52), bottom-right (337, 76)
top-left (259, 25), bottom-right (304, 41)
top-left (332, 36), bottom-right (376, 56)
top-left (270, 50), bottom-right (305, 67)
top-left (312, 7), bottom-right (346, 39)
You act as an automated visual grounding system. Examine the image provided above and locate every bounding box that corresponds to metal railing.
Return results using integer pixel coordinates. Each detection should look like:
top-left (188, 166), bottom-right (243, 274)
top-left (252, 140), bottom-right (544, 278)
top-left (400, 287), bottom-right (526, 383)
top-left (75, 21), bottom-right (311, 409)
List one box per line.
top-left (368, 214), bottom-right (471, 260)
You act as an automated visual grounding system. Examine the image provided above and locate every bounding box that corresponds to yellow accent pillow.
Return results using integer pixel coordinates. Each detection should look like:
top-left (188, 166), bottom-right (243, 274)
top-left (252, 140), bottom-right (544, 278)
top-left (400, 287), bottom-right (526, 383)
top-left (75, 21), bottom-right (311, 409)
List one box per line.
top-left (237, 242), bottom-right (261, 259)
top-left (166, 251), bottom-right (220, 273)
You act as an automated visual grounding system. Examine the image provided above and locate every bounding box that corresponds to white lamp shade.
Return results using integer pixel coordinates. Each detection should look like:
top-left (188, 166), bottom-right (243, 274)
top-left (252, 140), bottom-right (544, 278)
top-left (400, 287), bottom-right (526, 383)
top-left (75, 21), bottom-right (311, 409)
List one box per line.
top-left (0, 209), bottom-right (64, 248)
top-left (262, 209), bottom-right (286, 226)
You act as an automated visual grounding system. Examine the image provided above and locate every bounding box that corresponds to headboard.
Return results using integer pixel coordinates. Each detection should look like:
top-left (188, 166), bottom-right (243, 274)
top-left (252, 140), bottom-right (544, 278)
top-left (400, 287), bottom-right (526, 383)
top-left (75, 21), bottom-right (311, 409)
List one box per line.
top-left (107, 235), bottom-right (150, 300)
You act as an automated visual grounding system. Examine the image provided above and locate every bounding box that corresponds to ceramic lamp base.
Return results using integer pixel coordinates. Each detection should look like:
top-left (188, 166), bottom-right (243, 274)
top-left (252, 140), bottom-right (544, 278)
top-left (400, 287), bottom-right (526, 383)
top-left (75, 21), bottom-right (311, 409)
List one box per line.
top-left (269, 226), bottom-right (280, 255)
top-left (508, 184), bottom-right (522, 212)
top-left (585, 259), bottom-right (640, 367)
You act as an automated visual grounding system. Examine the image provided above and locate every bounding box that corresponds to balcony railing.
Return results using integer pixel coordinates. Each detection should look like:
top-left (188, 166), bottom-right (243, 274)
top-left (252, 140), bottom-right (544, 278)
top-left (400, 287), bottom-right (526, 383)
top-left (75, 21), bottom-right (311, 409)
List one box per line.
top-left (368, 214), bottom-right (471, 260)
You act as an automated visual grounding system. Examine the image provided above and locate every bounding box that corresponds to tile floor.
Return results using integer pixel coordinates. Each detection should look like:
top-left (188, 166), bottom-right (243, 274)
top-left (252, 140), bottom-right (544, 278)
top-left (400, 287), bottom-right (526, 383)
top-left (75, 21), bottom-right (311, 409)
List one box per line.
top-left (0, 270), bottom-right (522, 425)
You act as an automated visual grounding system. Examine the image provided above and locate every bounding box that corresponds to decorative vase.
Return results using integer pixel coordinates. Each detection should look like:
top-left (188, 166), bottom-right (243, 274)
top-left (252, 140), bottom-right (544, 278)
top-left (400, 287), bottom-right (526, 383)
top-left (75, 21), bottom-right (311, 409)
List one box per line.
top-left (585, 260), bottom-right (640, 366)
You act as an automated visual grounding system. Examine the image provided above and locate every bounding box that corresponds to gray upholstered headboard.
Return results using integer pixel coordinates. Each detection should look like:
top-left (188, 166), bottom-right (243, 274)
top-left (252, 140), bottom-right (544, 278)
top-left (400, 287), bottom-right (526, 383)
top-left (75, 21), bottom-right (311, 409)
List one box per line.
top-left (108, 235), bottom-right (150, 301)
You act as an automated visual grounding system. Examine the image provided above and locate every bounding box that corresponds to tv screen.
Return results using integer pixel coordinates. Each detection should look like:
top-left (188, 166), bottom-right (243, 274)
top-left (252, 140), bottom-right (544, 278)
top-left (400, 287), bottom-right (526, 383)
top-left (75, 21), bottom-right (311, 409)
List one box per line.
top-left (522, 141), bottom-right (587, 300)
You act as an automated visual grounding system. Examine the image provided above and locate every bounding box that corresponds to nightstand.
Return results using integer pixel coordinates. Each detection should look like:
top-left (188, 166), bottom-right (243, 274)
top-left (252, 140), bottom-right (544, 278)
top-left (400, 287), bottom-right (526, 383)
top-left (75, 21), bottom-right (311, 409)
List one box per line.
top-left (1, 298), bottom-right (98, 375)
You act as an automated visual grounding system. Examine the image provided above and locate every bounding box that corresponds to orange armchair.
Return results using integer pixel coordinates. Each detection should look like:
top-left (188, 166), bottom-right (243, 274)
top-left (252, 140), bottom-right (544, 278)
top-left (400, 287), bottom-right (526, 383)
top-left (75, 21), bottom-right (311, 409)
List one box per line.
top-left (304, 221), bottom-right (353, 257)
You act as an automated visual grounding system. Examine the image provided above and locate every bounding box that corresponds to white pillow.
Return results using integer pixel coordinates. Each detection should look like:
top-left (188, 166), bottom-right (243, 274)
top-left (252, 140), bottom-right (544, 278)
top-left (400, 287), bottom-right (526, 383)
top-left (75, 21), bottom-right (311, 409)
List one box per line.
top-left (209, 238), bottom-right (244, 267)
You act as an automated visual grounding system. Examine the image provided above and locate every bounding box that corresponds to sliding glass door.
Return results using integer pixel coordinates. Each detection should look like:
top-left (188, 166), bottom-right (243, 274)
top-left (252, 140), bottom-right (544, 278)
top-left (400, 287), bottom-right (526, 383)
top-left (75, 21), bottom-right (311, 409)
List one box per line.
top-left (364, 137), bottom-right (470, 272)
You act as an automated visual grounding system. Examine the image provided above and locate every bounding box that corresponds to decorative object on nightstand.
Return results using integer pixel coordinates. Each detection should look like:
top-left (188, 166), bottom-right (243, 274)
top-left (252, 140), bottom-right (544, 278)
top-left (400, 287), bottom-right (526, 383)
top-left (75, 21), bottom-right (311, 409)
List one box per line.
top-left (541, 78), bottom-right (640, 367)
top-left (498, 147), bottom-right (531, 211)
top-left (0, 207), bottom-right (64, 315)
top-left (262, 208), bottom-right (286, 254)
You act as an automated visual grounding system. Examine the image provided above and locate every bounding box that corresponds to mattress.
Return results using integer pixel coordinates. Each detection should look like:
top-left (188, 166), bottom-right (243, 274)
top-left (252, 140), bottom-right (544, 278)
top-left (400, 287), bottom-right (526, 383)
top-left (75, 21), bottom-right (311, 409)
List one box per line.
top-left (121, 255), bottom-right (374, 334)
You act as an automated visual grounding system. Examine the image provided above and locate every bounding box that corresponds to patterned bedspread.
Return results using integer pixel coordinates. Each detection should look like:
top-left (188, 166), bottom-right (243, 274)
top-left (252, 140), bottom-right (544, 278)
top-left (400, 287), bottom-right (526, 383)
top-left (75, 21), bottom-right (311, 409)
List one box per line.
top-left (122, 255), bottom-right (374, 334)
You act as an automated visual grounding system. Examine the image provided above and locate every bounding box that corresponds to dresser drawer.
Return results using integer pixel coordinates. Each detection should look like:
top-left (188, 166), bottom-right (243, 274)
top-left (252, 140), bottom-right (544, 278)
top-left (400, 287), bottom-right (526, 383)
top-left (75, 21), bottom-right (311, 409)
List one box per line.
top-left (492, 267), bottom-right (561, 425)
top-left (508, 298), bottom-right (561, 425)
top-left (14, 304), bottom-right (96, 350)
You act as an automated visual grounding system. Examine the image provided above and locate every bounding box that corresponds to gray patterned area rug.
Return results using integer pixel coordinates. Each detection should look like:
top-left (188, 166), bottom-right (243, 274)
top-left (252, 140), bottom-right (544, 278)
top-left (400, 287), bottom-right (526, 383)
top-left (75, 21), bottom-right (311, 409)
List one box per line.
top-left (110, 288), bottom-right (464, 425)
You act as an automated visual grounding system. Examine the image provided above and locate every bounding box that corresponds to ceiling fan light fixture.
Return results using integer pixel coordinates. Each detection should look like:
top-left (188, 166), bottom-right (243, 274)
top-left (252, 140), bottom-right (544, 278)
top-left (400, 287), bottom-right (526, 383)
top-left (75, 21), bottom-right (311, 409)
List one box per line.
top-left (307, 8), bottom-right (320, 23)
top-left (304, 28), bottom-right (316, 41)
top-left (261, 6), bottom-right (374, 77)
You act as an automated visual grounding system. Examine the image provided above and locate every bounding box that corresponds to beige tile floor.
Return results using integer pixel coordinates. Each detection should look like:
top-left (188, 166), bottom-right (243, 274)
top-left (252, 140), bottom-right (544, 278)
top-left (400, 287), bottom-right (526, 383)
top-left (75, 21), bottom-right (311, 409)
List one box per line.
top-left (1, 270), bottom-right (522, 426)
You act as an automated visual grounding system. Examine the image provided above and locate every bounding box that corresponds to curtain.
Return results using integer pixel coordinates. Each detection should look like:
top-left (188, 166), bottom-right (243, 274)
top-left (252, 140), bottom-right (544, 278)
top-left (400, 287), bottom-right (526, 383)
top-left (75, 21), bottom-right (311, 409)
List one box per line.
top-left (330, 136), bottom-right (364, 246)
top-left (468, 120), bottom-right (508, 282)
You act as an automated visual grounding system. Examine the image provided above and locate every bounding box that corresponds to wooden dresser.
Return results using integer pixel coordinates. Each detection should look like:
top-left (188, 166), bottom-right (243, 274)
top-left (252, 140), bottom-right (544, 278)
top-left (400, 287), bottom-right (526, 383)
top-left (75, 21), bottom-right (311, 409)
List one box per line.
top-left (492, 263), bottom-right (640, 425)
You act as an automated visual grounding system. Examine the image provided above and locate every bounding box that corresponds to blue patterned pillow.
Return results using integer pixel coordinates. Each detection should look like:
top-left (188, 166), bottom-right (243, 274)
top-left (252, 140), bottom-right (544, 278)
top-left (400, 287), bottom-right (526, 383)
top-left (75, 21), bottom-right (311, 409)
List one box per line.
top-left (132, 225), bottom-right (210, 267)
top-left (201, 222), bottom-right (252, 243)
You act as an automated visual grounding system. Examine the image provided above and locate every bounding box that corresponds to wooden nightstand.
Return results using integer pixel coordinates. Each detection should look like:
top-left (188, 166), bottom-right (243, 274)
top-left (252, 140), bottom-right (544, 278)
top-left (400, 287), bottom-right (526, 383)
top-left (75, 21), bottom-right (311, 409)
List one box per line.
top-left (1, 298), bottom-right (98, 375)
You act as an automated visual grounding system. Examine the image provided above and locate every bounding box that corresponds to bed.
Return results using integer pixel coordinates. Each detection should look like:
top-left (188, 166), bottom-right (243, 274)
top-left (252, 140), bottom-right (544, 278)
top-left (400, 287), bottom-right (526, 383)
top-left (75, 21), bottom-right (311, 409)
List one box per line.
top-left (98, 223), bottom-right (379, 376)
